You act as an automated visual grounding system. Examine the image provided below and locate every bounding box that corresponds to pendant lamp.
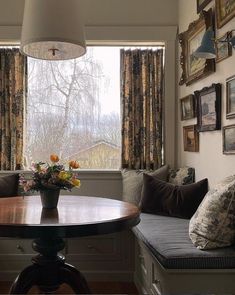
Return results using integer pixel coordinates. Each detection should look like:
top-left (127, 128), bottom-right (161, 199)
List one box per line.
top-left (20, 0), bottom-right (86, 60)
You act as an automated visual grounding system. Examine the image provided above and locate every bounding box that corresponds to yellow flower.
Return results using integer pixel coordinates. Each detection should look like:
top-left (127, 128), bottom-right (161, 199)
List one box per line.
top-left (71, 178), bottom-right (81, 187)
top-left (58, 171), bottom-right (70, 180)
top-left (50, 154), bottom-right (59, 163)
top-left (35, 164), bottom-right (42, 172)
top-left (69, 160), bottom-right (80, 169)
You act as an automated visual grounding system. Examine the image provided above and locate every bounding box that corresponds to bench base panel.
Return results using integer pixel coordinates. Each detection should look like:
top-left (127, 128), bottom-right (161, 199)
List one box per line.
top-left (135, 238), bottom-right (235, 295)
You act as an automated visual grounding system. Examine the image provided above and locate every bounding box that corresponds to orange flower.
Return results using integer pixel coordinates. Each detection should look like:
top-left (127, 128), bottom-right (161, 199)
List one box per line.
top-left (50, 154), bottom-right (59, 163)
top-left (69, 160), bottom-right (80, 169)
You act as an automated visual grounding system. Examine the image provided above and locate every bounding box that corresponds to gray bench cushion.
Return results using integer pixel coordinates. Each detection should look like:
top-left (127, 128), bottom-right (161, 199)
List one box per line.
top-left (133, 213), bottom-right (235, 269)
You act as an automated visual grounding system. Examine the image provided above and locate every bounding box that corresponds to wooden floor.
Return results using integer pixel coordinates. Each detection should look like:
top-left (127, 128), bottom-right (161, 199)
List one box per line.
top-left (0, 281), bottom-right (138, 294)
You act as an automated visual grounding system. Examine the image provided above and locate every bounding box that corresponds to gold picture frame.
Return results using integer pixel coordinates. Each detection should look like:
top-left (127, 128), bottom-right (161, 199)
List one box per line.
top-left (226, 75), bottom-right (235, 118)
top-left (216, 0), bottom-right (235, 28)
top-left (223, 124), bottom-right (235, 154)
top-left (216, 32), bottom-right (233, 63)
top-left (180, 94), bottom-right (196, 120)
top-left (197, 0), bottom-right (212, 13)
top-left (179, 9), bottom-right (215, 86)
top-left (183, 125), bottom-right (199, 152)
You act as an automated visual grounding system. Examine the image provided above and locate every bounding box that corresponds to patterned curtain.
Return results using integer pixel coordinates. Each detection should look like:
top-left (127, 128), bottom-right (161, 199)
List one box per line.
top-left (121, 48), bottom-right (164, 170)
top-left (0, 48), bottom-right (27, 170)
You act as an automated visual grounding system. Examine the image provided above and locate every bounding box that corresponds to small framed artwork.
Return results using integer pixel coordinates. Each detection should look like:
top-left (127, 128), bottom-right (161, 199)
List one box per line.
top-left (194, 83), bottom-right (222, 132)
top-left (183, 125), bottom-right (199, 152)
top-left (226, 75), bottom-right (235, 118)
top-left (216, 0), bottom-right (235, 28)
top-left (179, 9), bottom-right (215, 86)
top-left (216, 32), bottom-right (232, 63)
top-left (197, 0), bottom-right (212, 13)
top-left (180, 94), bottom-right (196, 120)
top-left (223, 125), bottom-right (235, 154)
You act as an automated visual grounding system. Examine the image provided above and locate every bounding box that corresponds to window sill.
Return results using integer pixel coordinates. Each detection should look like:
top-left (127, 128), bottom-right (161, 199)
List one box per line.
top-left (0, 169), bottom-right (122, 180)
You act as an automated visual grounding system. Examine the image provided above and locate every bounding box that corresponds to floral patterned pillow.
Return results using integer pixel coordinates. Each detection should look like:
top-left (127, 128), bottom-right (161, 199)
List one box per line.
top-left (189, 175), bottom-right (235, 250)
top-left (169, 167), bottom-right (195, 185)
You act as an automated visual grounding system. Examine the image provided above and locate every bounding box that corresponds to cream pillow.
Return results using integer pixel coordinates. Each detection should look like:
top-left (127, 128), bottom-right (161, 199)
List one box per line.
top-left (189, 175), bottom-right (235, 250)
top-left (121, 165), bottom-right (169, 206)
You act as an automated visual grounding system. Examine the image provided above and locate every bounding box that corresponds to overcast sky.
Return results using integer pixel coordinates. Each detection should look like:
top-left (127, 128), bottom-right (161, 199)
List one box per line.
top-left (91, 47), bottom-right (121, 115)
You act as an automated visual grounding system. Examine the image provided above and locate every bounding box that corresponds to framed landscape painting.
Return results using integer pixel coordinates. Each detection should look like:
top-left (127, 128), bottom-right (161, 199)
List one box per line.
top-left (183, 125), bottom-right (199, 152)
top-left (180, 95), bottom-right (195, 120)
top-left (194, 83), bottom-right (222, 132)
top-left (223, 125), bottom-right (235, 154)
top-left (179, 9), bottom-right (215, 86)
top-left (216, 32), bottom-right (232, 63)
top-left (197, 0), bottom-right (212, 13)
top-left (216, 0), bottom-right (235, 28)
top-left (226, 75), bottom-right (235, 118)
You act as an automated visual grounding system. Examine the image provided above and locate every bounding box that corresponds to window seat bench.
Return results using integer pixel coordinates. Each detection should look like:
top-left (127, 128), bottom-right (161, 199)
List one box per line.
top-left (133, 213), bottom-right (235, 295)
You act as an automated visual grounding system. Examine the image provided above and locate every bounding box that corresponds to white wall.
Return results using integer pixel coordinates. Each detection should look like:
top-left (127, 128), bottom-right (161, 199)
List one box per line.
top-left (0, 0), bottom-right (178, 26)
top-left (178, 0), bottom-right (235, 187)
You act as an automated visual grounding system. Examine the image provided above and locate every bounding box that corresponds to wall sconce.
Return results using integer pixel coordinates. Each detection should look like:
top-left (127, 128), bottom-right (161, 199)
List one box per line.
top-left (193, 28), bottom-right (235, 59)
top-left (20, 0), bottom-right (86, 60)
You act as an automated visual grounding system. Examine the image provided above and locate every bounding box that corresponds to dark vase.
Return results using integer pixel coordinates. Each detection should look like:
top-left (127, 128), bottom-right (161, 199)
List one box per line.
top-left (40, 208), bottom-right (59, 224)
top-left (40, 189), bottom-right (60, 209)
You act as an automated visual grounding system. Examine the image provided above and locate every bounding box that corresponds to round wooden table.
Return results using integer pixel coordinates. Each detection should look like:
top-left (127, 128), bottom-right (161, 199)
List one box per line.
top-left (0, 195), bottom-right (140, 294)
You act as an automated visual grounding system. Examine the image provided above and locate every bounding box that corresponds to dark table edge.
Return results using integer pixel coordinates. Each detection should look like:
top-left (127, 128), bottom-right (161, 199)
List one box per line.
top-left (0, 216), bottom-right (141, 239)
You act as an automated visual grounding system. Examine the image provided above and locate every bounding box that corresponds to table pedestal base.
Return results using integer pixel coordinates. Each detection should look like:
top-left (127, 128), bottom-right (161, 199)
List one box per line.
top-left (10, 237), bottom-right (91, 294)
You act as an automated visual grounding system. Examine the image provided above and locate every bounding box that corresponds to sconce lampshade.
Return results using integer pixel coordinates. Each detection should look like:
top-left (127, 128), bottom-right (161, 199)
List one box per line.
top-left (20, 0), bottom-right (86, 60)
top-left (229, 35), bottom-right (235, 48)
top-left (193, 29), bottom-right (216, 59)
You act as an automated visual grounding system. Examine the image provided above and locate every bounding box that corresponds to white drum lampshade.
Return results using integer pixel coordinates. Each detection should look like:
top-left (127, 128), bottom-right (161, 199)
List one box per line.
top-left (20, 0), bottom-right (86, 60)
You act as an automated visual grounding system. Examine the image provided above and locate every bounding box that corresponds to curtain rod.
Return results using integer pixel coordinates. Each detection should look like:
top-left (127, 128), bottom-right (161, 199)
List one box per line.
top-left (121, 46), bottom-right (164, 49)
top-left (0, 45), bottom-right (20, 48)
top-left (0, 44), bottom-right (164, 48)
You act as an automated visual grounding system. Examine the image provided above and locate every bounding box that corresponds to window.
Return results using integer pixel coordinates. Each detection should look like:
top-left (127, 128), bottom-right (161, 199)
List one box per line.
top-left (14, 45), bottom-right (164, 170)
top-left (25, 47), bottom-right (121, 169)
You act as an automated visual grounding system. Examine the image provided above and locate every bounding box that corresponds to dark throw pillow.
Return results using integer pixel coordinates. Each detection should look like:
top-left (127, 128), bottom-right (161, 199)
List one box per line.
top-left (121, 165), bottom-right (169, 206)
top-left (0, 174), bottom-right (19, 197)
top-left (140, 174), bottom-right (208, 219)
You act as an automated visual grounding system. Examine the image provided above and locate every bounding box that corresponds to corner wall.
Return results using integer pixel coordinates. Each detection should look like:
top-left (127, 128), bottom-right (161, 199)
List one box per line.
top-left (178, 0), bottom-right (235, 187)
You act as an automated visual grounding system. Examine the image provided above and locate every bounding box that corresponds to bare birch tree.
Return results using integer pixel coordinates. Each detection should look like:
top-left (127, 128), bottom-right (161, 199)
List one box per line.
top-left (25, 48), bottom-right (121, 168)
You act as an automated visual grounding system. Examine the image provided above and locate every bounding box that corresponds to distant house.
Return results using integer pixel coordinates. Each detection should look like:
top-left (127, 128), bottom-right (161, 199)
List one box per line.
top-left (68, 140), bottom-right (121, 169)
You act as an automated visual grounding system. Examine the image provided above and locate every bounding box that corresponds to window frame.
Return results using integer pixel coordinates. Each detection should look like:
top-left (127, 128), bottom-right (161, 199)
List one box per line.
top-left (0, 24), bottom-right (177, 170)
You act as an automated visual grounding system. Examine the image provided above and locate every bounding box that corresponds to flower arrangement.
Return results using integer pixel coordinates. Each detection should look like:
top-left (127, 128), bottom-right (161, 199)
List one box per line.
top-left (20, 154), bottom-right (81, 193)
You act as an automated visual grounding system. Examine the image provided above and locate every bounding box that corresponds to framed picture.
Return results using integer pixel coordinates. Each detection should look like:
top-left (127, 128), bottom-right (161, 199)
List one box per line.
top-left (194, 83), bottom-right (222, 132)
top-left (197, 0), bottom-right (212, 13)
top-left (216, 0), bottom-right (235, 28)
top-left (179, 9), bottom-right (215, 86)
top-left (216, 32), bottom-right (232, 63)
top-left (223, 125), bottom-right (235, 154)
top-left (180, 94), bottom-right (196, 120)
top-left (226, 75), bottom-right (235, 118)
top-left (183, 125), bottom-right (199, 152)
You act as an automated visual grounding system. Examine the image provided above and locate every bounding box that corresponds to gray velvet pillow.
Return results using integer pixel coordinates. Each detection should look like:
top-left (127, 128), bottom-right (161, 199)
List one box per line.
top-left (140, 174), bottom-right (208, 219)
top-left (121, 165), bottom-right (169, 205)
top-left (0, 174), bottom-right (19, 197)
